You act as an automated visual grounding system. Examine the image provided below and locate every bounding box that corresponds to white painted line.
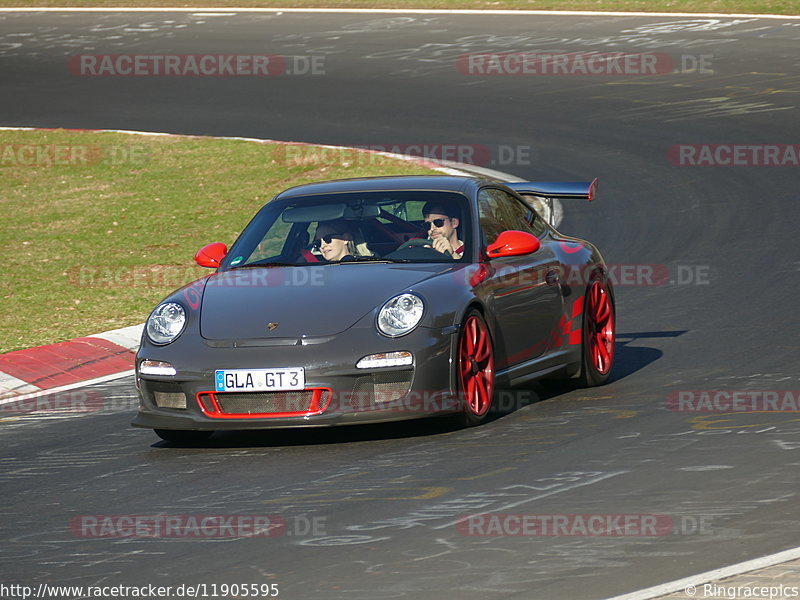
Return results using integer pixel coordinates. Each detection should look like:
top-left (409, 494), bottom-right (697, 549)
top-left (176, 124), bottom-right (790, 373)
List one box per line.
top-left (0, 371), bottom-right (41, 398)
top-left (0, 8), bottom-right (797, 19)
top-left (602, 545), bottom-right (800, 600)
top-left (0, 370), bottom-right (135, 407)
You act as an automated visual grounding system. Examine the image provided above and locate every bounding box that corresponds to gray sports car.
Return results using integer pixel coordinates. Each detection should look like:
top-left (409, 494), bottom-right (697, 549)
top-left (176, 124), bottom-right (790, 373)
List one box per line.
top-left (132, 175), bottom-right (615, 442)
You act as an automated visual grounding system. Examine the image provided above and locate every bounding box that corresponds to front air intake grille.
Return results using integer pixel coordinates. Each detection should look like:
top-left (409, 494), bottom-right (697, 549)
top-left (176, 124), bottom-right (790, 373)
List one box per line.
top-left (154, 391), bottom-right (187, 409)
top-left (197, 388), bottom-right (331, 418)
top-left (217, 391), bottom-right (316, 414)
top-left (352, 370), bottom-right (413, 406)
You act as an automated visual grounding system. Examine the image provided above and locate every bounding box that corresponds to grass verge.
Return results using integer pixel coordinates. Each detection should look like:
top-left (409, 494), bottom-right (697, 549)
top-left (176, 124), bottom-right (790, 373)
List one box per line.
top-left (0, 0), bottom-right (796, 15)
top-left (0, 129), bottom-right (440, 353)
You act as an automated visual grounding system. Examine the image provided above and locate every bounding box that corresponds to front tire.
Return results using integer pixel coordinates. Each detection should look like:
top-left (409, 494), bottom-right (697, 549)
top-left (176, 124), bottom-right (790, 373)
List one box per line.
top-left (154, 429), bottom-right (214, 443)
top-left (454, 310), bottom-right (495, 427)
top-left (577, 279), bottom-right (615, 386)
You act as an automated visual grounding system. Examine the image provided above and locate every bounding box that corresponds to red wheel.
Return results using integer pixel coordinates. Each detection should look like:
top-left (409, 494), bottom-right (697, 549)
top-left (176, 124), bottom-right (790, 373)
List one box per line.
top-left (578, 280), bottom-right (615, 386)
top-left (456, 311), bottom-right (495, 426)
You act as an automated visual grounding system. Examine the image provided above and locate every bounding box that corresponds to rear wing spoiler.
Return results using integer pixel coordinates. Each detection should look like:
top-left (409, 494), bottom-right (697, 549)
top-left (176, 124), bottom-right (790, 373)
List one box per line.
top-left (506, 178), bottom-right (598, 202)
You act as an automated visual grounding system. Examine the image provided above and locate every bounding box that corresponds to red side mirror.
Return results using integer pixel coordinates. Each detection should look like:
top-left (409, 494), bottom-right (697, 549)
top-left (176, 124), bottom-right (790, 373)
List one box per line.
top-left (194, 242), bottom-right (228, 268)
top-left (486, 231), bottom-right (541, 258)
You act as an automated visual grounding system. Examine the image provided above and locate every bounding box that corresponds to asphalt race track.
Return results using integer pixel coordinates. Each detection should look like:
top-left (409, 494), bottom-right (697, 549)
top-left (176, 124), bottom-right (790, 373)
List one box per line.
top-left (2, 10), bottom-right (800, 600)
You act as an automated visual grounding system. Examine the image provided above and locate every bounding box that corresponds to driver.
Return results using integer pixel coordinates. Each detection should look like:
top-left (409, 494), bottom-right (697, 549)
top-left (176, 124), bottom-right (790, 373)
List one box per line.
top-left (422, 201), bottom-right (464, 259)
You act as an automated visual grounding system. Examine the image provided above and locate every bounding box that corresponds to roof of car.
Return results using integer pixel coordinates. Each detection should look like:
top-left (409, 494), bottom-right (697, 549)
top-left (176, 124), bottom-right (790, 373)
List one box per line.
top-left (274, 175), bottom-right (497, 199)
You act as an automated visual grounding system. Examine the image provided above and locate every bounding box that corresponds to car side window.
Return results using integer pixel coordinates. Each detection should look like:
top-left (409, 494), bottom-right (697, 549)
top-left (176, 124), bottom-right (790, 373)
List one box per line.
top-left (516, 194), bottom-right (548, 237)
top-left (477, 188), bottom-right (543, 245)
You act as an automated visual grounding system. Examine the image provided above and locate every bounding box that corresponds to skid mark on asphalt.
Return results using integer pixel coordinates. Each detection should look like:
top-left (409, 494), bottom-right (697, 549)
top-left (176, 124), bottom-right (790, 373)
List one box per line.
top-left (456, 466), bottom-right (516, 480)
top-left (332, 471), bottom-right (627, 534)
top-left (0, 450), bottom-right (121, 481)
top-left (596, 73), bottom-right (800, 121)
top-left (296, 537), bottom-right (697, 597)
top-left (0, 14), bottom-right (204, 57)
top-left (262, 486), bottom-right (451, 503)
top-left (687, 412), bottom-right (800, 432)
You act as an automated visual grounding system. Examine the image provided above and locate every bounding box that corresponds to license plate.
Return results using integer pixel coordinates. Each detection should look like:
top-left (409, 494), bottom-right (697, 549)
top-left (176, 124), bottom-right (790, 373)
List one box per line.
top-left (214, 368), bottom-right (305, 392)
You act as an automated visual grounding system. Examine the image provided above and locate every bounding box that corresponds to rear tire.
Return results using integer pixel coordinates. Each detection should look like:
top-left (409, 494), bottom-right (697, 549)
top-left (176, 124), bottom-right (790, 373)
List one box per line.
top-left (454, 310), bottom-right (496, 427)
top-left (154, 429), bottom-right (214, 443)
top-left (577, 280), bottom-right (615, 387)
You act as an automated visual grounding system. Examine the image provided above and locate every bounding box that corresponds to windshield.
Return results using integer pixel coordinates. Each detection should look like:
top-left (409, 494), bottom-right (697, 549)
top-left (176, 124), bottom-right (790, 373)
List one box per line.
top-left (222, 190), bottom-right (472, 268)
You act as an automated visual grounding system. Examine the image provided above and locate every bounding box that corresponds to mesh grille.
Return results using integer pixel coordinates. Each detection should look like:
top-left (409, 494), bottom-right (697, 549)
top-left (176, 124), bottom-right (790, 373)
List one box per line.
top-left (216, 391), bottom-right (317, 414)
top-left (352, 370), bottom-right (412, 405)
top-left (154, 391), bottom-right (187, 409)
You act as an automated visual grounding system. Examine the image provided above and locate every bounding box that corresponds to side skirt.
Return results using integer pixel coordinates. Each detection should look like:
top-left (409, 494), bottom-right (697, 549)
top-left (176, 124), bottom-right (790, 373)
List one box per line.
top-left (496, 349), bottom-right (575, 387)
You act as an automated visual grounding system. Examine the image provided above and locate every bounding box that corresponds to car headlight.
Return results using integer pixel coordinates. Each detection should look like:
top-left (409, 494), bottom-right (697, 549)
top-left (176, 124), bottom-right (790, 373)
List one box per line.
top-left (146, 302), bottom-right (187, 345)
top-left (377, 293), bottom-right (424, 337)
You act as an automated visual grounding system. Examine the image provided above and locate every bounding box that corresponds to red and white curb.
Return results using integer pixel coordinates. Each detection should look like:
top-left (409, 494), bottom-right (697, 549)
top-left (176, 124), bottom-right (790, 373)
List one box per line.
top-left (0, 325), bottom-right (142, 403)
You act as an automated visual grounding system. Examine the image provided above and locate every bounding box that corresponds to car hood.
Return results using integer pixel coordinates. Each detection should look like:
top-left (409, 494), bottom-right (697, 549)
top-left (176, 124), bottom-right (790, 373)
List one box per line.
top-left (198, 263), bottom-right (448, 340)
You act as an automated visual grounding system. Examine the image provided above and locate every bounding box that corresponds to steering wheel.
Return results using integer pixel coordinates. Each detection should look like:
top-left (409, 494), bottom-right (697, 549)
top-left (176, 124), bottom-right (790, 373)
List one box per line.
top-left (387, 237), bottom-right (453, 261)
top-left (396, 238), bottom-right (434, 251)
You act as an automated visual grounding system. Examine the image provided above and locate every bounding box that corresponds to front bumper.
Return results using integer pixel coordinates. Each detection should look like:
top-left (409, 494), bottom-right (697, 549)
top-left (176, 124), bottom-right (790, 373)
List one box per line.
top-left (132, 323), bottom-right (459, 431)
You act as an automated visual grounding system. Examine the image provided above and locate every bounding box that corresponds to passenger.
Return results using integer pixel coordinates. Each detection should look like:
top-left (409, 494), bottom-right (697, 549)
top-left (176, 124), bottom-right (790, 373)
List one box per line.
top-left (422, 201), bottom-right (464, 259)
top-left (313, 219), bottom-right (357, 261)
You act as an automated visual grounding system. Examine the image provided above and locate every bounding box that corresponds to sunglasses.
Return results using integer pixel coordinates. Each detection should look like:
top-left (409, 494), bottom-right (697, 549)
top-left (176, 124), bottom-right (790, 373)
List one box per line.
top-left (313, 233), bottom-right (345, 249)
top-left (422, 218), bottom-right (449, 230)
